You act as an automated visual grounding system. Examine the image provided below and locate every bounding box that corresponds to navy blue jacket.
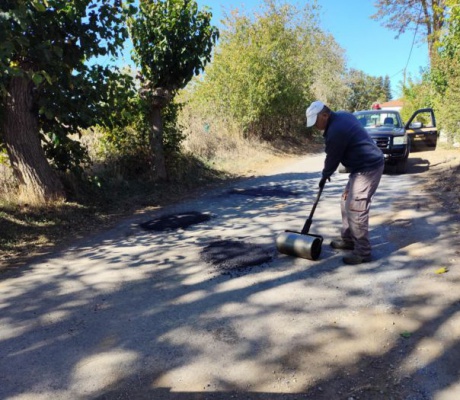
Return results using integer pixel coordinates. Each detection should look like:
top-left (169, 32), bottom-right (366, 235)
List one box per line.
top-left (322, 111), bottom-right (384, 178)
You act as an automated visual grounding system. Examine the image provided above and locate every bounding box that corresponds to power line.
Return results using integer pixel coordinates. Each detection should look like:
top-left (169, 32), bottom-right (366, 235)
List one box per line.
top-left (403, 6), bottom-right (423, 86)
top-left (390, 68), bottom-right (405, 79)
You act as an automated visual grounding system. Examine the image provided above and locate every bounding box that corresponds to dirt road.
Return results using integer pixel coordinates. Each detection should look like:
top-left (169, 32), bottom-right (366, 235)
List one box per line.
top-left (1, 149), bottom-right (459, 400)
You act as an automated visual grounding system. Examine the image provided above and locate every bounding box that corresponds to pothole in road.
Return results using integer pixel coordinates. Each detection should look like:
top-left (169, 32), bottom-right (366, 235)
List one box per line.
top-left (228, 186), bottom-right (299, 198)
top-left (140, 211), bottom-right (212, 231)
top-left (201, 239), bottom-right (274, 277)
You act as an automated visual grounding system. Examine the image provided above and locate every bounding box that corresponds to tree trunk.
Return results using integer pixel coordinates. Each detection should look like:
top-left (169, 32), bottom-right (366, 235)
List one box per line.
top-left (1, 77), bottom-right (65, 204)
top-left (148, 105), bottom-right (168, 181)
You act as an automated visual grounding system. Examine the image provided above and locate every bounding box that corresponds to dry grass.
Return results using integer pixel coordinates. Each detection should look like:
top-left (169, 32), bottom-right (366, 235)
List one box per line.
top-left (179, 107), bottom-right (317, 176)
top-left (0, 175), bottom-right (225, 270)
top-left (184, 128), bottom-right (281, 176)
top-left (417, 144), bottom-right (460, 213)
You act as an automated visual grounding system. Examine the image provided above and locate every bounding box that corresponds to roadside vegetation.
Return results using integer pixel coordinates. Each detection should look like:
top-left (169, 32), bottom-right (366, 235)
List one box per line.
top-left (1, 0), bottom-right (459, 268)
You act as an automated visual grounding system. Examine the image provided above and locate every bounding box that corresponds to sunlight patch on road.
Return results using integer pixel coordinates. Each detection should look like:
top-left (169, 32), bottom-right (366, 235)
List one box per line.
top-left (71, 350), bottom-right (138, 393)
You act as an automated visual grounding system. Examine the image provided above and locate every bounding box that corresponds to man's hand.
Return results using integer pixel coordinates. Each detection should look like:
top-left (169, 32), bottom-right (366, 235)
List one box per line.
top-left (319, 176), bottom-right (331, 189)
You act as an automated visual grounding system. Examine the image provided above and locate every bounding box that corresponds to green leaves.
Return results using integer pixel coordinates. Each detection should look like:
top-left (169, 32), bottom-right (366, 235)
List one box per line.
top-left (345, 69), bottom-right (392, 112)
top-left (31, 1), bottom-right (49, 12)
top-left (1, 0), bottom-right (134, 174)
top-left (428, 0), bottom-right (460, 144)
top-left (185, 1), bottom-right (347, 138)
top-left (128, 0), bottom-right (218, 91)
top-left (400, 331), bottom-right (412, 339)
top-left (31, 70), bottom-right (52, 86)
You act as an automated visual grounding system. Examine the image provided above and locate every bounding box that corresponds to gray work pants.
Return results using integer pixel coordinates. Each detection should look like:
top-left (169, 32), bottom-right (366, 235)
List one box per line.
top-left (341, 164), bottom-right (384, 257)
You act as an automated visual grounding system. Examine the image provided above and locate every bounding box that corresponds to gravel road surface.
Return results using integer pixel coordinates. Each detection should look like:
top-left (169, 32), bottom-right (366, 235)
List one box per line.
top-left (1, 150), bottom-right (459, 400)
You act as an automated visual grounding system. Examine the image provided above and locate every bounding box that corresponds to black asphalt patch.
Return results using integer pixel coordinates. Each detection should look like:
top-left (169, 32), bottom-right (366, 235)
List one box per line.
top-left (201, 239), bottom-right (273, 276)
top-left (228, 186), bottom-right (298, 198)
top-left (140, 211), bottom-right (212, 231)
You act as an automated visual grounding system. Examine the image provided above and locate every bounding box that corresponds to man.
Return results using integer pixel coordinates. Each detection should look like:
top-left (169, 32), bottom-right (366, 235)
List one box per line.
top-left (306, 100), bottom-right (384, 265)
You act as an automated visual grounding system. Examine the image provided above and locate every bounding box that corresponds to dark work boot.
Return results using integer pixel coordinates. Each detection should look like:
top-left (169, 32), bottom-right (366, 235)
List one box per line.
top-left (330, 239), bottom-right (354, 250)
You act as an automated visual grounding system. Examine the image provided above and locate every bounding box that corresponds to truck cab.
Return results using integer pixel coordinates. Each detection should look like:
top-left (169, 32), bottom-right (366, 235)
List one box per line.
top-left (352, 108), bottom-right (438, 173)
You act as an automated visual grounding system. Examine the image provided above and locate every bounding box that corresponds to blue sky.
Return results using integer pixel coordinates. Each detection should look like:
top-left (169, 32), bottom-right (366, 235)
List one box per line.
top-left (194, 0), bottom-right (429, 98)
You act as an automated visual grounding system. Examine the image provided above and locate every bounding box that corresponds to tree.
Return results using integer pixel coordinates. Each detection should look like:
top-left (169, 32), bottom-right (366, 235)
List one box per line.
top-left (0, 0), bottom-right (133, 204)
top-left (344, 69), bottom-right (392, 112)
top-left (192, 1), bottom-right (308, 137)
top-left (372, 0), bottom-right (447, 61)
top-left (305, 30), bottom-right (349, 110)
top-left (383, 75), bottom-right (393, 100)
top-left (186, 0), bottom-right (348, 139)
top-left (127, 0), bottom-right (218, 181)
top-left (430, 0), bottom-right (460, 143)
top-left (400, 72), bottom-right (433, 121)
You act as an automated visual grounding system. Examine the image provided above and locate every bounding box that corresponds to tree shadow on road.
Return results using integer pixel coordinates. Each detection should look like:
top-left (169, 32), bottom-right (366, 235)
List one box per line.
top-left (1, 167), bottom-right (459, 400)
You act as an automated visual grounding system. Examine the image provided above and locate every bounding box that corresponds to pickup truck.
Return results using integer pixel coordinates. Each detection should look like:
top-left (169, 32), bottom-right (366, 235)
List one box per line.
top-left (350, 108), bottom-right (438, 173)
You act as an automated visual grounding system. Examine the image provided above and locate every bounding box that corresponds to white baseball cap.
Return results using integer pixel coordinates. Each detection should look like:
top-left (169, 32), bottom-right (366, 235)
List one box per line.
top-left (306, 100), bottom-right (325, 128)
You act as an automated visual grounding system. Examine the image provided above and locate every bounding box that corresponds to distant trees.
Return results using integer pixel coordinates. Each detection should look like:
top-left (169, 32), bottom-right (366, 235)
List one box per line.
top-left (345, 70), bottom-right (392, 112)
top-left (184, 1), bottom-right (349, 140)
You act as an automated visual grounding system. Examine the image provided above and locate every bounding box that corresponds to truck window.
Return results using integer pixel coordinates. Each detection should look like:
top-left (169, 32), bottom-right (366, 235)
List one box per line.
top-left (411, 114), bottom-right (433, 128)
